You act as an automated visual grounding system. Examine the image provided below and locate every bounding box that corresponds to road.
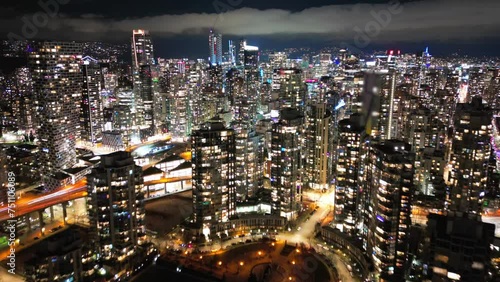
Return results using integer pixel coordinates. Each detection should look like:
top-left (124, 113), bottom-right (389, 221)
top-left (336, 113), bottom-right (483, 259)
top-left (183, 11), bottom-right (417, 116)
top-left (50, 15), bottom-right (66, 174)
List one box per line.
top-left (0, 179), bottom-right (88, 222)
top-left (0, 139), bottom-right (190, 223)
top-left (275, 190), bottom-right (356, 281)
top-left (125, 135), bottom-right (172, 153)
top-left (0, 174), bottom-right (192, 223)
top-left (144, 176), bottom-right (192, 185)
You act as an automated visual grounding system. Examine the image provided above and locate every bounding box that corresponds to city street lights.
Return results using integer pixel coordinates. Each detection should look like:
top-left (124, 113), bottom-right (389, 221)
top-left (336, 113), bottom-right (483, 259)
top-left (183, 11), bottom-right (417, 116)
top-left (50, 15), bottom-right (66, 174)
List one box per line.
top-left (237, 261), bottom-right (244, 275)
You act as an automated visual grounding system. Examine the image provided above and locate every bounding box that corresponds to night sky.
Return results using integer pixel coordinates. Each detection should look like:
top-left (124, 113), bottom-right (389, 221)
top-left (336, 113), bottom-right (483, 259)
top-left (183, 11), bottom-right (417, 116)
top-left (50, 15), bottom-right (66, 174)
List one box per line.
top-left (1, 0), bottom-right (500, 57)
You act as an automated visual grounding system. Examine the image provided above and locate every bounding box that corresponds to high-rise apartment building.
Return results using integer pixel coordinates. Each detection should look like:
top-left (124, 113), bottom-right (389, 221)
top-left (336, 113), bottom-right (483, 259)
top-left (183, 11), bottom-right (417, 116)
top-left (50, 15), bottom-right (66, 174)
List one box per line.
top-left (271, 108), bottom-right (304, 220)
top-left (273, 68), bottom-right (306, 113)
top-left (304, 102), bottom-right (331, 190)
top-left (166, 77), bottom-right (190, 138)
top-left (87, 151), bottom-right (154, 280)
top-left (233, 122), bottom-right (263, 201)
top-left (191, 118), bottom-right (236, 237)
top-left (449, 97), bottom-right (492, 213)
top-left (81, 59), bottom-right (103, 144)
top-left (335, 114), bottom-right (364, 236)
top-left (363, 140), bottom-right (414, 281)
top-left (402, 106), bottom-right (445, 152)
top-left (29, 41), bottom-right (83, 190)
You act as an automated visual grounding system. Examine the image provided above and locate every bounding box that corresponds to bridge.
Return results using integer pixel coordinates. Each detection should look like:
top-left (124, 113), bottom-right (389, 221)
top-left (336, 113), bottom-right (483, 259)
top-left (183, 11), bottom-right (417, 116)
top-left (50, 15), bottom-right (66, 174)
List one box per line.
top-left (0, 176), bottom-right (192, 223)
top-left (0, 179), bottom-right (88, 222)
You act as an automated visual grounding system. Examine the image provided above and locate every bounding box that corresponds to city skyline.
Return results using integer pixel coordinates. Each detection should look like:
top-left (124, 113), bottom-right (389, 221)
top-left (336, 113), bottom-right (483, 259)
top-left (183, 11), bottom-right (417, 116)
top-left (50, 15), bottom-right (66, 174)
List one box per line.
top-left (1, 1), bottom-right (500, 282)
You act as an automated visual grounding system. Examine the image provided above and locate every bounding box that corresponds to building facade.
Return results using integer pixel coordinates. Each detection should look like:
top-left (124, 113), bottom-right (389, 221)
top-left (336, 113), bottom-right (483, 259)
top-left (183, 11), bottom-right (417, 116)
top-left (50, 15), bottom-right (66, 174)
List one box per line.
top-left (271, 108), bottom-right (304, 220)
top-left (29, 41), bottom-right (83, 190)
top-left (191, 118), bottom-right (236, 237)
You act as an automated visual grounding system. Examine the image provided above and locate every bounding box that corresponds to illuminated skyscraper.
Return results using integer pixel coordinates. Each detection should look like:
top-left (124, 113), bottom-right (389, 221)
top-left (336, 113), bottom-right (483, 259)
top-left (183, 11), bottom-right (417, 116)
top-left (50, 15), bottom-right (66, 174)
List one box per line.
top-left (243, 44), bottom-right (260, 84)
top-left (29, 41), bottom-right (82, 190)
top-left (363, 140), bottom-right (414, 281)
top-left (132, 30), bottom-right (154, 69)
top-left (233, 122), bottom-right (263, 201)
top-left (449, 97), bottom-right (492, 213)
top-left (131, 29), bottom-right (156, 139)
top-left (273, 68), bottom-right (306, 113)
top-left (238, 38), bottom-right (247, 66)
top-left (304, 102), bottom-right (331, 190)
top-left (485, 69), bottom-right (500, 109)
top-left (334, 114), bottom-right (364, 236)
top-left (208, 30), bottom-right (223, 65)
top-left (191, 118), bottom-right (236, 237)
top-left (269, 52), bottom-right (287, 69)
top-left (228, 40), bottom-right (236, 65)
top-left (402, 106), bottom-right (446, 152)
top-left (312, 52), bottom-right (331, 77)
top-left (243, 45), bottom-right (259, 69)
top-left (81, 57), bottom-right (103, 144)
top-left (166, 77), bottom-right (190, 138)
top-left (138, 64), bottom-right (155, 138)
top-left (271, 108), bottom-right (304, 220)
top-left (87, 151), bottom-right (155, 279)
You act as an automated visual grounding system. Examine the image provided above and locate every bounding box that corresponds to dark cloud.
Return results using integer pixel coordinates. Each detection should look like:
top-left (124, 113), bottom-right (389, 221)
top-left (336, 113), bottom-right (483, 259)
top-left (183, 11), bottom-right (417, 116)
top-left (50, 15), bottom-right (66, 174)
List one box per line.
top-left (2, 0), bottom-right (499, 46)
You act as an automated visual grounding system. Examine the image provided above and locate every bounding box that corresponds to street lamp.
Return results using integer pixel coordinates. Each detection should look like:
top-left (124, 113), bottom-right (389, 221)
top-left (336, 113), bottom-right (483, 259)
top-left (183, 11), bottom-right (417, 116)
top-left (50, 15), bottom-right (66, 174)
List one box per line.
top-left (239, 261), bottom-right (244, 266)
